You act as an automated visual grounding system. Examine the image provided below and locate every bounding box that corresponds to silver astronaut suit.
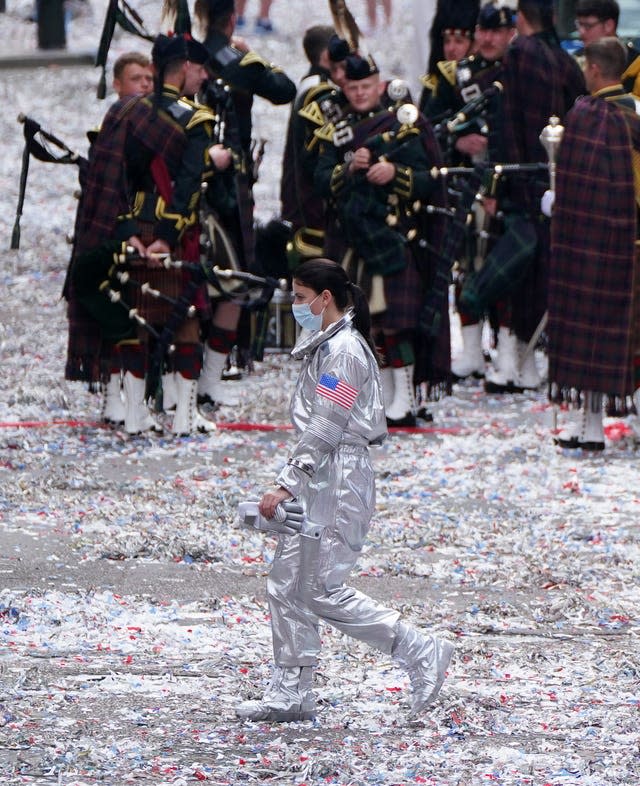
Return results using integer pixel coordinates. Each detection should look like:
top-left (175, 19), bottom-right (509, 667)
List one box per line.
top-left (268, 310), bottom-right (402, 666)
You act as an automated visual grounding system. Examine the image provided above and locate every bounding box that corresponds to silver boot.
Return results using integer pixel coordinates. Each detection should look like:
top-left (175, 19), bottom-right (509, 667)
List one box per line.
top-left (236, 665), bottom-right (316, 722)
top-left (392, 622), bottom-right (454, 715)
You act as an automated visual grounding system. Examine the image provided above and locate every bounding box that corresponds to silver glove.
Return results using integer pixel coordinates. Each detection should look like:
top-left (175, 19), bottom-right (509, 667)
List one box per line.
top-left (237, 500), bottom-right (323, 539)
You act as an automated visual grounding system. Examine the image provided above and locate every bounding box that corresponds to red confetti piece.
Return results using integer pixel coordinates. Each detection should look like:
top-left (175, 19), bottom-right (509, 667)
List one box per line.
top-left (604, 421), bottom-right (633, 441)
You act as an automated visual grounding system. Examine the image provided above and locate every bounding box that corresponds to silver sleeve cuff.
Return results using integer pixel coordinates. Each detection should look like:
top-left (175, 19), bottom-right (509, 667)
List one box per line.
top-left (276, 461), bottom-right (311, 499)
top-left (287, 457), bottom-right (313, 475)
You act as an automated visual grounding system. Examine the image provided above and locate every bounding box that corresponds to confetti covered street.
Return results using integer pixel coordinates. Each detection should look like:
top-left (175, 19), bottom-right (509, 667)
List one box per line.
top-left (1, 1), bottom-right (640, 784)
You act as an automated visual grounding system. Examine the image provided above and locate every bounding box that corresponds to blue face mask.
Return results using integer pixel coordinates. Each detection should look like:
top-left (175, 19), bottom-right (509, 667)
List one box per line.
top-left (292, 293), bottom-right (324, 331)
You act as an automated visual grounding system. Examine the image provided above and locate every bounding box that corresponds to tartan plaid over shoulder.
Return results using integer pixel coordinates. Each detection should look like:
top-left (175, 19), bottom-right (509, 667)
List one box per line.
top-left (66, 96), bottom-right (187, 384)
top-left (74, 96), bottom-right (186, 256)
top-left (548, 95), bottom-right (640, 399)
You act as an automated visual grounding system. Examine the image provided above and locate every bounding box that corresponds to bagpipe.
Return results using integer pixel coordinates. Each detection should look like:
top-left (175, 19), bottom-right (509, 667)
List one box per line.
top-left (72, 239), bottom-right (288, 391)
top-left (11, 114), bottom-right (88, 250)
top-left (445, 82), bottom-right (503, 135)
top-left (328, 0), bottom-right (361, 53)
top-left (428, 80), bottom-right (505, 170)
top-left (202, 77), bottom-right (268, 187)
top-left (79, 242), bottom-right (288, 332)
top-left (9, 0), bottom-right (157, 249)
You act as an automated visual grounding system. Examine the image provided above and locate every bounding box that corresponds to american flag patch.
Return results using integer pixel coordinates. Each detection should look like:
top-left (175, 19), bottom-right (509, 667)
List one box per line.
top-left (316, 373), bottom-right (359, 410)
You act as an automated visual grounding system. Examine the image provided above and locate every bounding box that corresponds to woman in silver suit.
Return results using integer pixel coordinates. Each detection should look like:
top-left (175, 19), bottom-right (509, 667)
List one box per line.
top-left (236, 258), bottom-right (454, 722)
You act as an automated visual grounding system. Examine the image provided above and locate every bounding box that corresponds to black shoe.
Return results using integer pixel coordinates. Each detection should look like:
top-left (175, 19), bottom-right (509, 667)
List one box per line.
top-left (416, 407), bottom-right (434, 423)
top-left (197, 394), bottom-right (220, 412)
top-left (484, 378), bottom-right (523, 394)
top-left (554, 435), bottom-right (604, 451)
top-left (386, 412), bottom-right (417, 428)
top-left (451, 370), bottom-right (484, 383)
top-left (102, 417), bottom-right (125, 427)
top-left (221, 367), bottom-right (243, 381)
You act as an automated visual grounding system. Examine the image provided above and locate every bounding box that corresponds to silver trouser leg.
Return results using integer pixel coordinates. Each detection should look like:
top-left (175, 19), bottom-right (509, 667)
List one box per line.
top-left (267, 533), bottom-right (322, 667)
top-left (268, 446), bottom-right (400, 665)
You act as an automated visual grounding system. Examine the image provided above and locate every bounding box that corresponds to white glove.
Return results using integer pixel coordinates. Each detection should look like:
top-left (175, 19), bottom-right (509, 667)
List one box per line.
top-left (541, 189), bottom-right (555, 218)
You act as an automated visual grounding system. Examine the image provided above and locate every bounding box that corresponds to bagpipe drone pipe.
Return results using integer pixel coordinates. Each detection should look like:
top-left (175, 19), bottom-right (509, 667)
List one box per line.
top-left (421, 114), bottom-right (563, 325)
top-left (70, 240), bottom-right (288, 393)
top-left (11, 114), bottom-right (88, 251)
top-left (423, 160), bottom-right (543, 327)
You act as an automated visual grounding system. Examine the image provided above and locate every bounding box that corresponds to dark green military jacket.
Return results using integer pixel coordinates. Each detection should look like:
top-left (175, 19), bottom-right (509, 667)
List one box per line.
top-left (118, 85), bottom-right (216, 249)
top-left (314, 104), bottom-right (441, 276)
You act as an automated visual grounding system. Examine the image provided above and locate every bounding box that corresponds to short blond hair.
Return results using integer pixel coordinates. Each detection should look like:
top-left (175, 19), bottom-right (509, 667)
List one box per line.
top-left (113, 51), bottom-right (151, 81)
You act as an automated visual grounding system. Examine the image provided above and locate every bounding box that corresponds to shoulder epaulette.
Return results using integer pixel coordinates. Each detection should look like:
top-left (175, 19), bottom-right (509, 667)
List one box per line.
top-left (297, 74), bottom-right (321, 96)
top-left (166, 98), bottom-right (194, 123)
top-left (213, 44), bottom-right (243, 69)
top-left (302, 82), bottom-right (333, 107)
top-left (622, 52), bottom-right (640, 82)
top-left (420, 73), bottom-right (437, 92)
top-left (436, 60), bottom-right (458, 86)
top-left (299, 100), bottom-right (326, 127)
top-left (239, 51), bottom-right (271, 69)
top-left (314, 122), bottom-right (336, 143)
top-left (186, 106), bottom-right (217, 130)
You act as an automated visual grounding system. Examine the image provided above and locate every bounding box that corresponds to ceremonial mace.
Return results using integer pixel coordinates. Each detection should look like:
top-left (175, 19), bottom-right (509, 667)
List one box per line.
top-left (539, 115), bottom-right (564, 194)
top-left (518, 116), bottom-right (565, 376)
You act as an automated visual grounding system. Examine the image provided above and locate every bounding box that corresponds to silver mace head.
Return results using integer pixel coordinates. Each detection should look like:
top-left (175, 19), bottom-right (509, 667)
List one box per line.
top-left (539, 115), bottom-right (564, 163)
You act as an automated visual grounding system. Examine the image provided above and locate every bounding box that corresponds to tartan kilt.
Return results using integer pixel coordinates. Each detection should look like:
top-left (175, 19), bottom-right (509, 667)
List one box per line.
top-left (66, 242), bottom-right (130, 384)
top-left (341, 247), bottom-right (423, 332)
top-left (65, 292), bottom-right (108, 384)
top-left (459, 213), bottom-right (538, 321)
top-left (377, 253), bottom-right (424, 332)
top-left (132, 221), bottom-right (211, 326)
top-left (126, 266), bottom-right (186, 326)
